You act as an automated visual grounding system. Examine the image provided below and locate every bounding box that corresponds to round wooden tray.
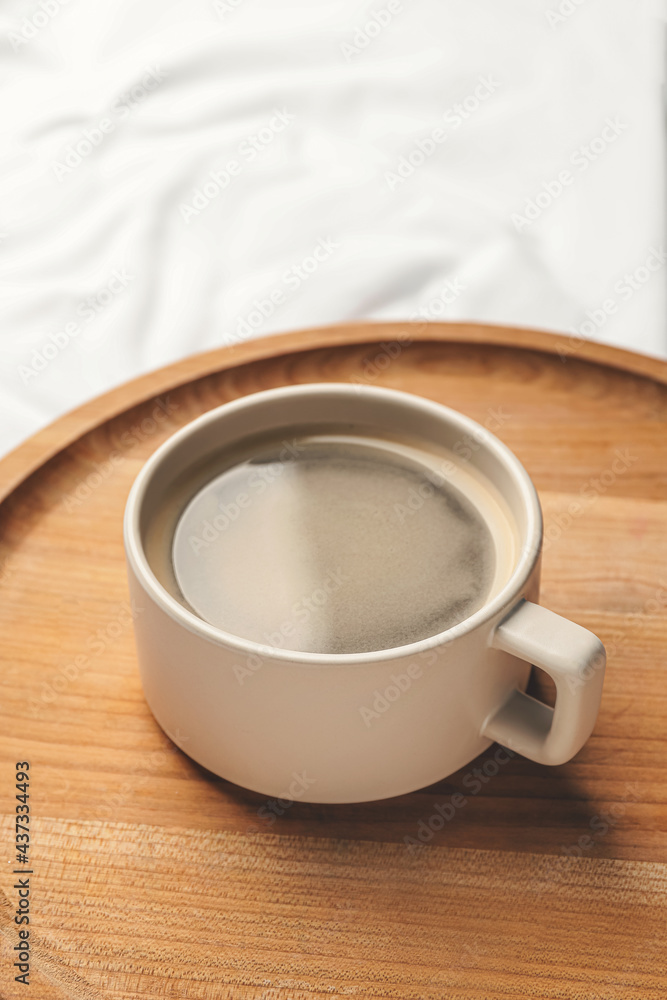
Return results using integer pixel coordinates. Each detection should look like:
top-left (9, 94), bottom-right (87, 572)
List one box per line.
top-left (1, 321), bottom-right (666, 999)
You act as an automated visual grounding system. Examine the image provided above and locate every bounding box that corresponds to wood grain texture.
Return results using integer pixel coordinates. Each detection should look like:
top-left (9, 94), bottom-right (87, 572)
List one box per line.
top-left (1, 818), bottom-right (666, 1000)
top-left (1, 321), bottom-right (666, 999)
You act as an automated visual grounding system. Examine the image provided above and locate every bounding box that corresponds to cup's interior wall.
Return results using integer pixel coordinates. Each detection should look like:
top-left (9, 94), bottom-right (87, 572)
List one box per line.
top-left (137, 389), bottom-right (534, 577)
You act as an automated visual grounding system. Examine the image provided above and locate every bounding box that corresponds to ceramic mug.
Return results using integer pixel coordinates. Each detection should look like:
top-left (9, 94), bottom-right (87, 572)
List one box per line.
top-left (123, 383), bottom-right (606, 803)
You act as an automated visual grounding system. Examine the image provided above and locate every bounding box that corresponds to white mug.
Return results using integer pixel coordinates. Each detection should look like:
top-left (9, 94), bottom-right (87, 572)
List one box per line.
top-left (124, 383), bottom-right (606, 803)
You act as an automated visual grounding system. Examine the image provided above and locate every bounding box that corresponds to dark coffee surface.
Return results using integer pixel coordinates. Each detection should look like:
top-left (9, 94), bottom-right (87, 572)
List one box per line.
top-left (171, 436), bottom-right (496, 653)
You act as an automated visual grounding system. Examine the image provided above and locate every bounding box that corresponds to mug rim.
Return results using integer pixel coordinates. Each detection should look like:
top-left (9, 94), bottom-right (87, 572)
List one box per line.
top-left (123, 382), bottom-right (543, 665)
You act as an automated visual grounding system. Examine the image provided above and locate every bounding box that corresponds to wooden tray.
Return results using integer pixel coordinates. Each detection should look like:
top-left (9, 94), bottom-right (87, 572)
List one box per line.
top-left (1, 321), bottom-right (666, 1000)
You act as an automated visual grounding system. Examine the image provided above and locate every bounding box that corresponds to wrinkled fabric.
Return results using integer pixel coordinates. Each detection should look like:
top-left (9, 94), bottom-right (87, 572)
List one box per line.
top-left (0, 0), bottom-right (663, 457)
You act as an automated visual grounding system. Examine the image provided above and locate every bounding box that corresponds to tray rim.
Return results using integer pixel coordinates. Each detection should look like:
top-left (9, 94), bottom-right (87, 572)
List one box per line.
top-left (2, 319), bottom-right (665, 505)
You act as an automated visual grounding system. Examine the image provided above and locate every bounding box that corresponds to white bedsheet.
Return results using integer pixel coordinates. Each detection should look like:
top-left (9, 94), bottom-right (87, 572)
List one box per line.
top-left (0, 0), bottom-right (664, 458)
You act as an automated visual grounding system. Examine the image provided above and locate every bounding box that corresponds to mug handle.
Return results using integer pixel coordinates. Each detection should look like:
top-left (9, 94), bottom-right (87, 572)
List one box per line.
top-left (481, 600), bottom-right (605, 766)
